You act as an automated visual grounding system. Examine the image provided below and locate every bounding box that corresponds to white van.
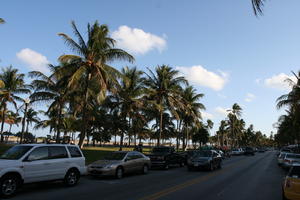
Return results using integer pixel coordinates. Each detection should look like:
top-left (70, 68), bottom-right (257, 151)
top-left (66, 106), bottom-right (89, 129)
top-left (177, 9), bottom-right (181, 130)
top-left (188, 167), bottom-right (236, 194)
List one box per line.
top-left (0, 144), bottom-right (86, 197)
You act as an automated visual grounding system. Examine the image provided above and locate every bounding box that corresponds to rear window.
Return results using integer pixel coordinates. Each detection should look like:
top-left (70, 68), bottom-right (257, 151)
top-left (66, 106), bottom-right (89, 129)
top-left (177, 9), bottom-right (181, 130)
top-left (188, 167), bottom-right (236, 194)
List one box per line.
top-left (289, 166), bottom-right (300, 178)
top-left (67, 146), bottom-right (82, 157)
top-left (49, 146), bottom-right (68, 159)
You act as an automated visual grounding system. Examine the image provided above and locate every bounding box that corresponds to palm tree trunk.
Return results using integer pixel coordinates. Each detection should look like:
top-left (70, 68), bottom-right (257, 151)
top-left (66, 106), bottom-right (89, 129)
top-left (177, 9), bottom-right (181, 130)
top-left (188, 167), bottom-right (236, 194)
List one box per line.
top-left (56, 104), bottom-right (63, 143)
top-left (0, 106), bottom-right (6, 143)
top-left (158, 108), bottom-right (163, 146)
top-left (78, 73), bottom-right (91, 149)
top-left (26, 120), bottom-right (29, 133)
top-left (20, 103), bottom-right (28, 144)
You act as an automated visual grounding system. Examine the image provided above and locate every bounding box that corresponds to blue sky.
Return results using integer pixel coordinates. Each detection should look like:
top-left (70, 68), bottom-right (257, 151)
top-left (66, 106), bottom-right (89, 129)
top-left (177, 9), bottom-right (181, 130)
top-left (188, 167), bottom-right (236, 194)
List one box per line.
top-left (0, 0), bottom-right (299, 137)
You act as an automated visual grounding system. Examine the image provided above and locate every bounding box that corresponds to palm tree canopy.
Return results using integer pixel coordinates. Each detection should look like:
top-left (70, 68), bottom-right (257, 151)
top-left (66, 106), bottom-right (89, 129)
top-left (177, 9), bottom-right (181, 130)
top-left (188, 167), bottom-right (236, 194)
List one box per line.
top-left (252, 0), bottom-right (266, 16)
top-left (0, 18), bottom-right (5, 24)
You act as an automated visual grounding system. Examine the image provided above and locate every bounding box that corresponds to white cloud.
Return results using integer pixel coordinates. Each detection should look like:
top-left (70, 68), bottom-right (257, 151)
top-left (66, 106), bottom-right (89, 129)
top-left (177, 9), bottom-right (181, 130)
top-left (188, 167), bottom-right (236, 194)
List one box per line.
top-left (214, 107), bottom-right (229, 117)
top-left (176, 65), bottom-right (228, 91)
top-left (202, 111), bottom-right (214, 119)
top-left (16, 48), bottom-right (49, 73)
top-left (217, 93), bottom-right (227, 99)
top-left (112, 25), bottom-right (167, 55)
top-left (264, 73), bottom-right (296, 91)
top-left (245, 93), bottom-right (256, 102)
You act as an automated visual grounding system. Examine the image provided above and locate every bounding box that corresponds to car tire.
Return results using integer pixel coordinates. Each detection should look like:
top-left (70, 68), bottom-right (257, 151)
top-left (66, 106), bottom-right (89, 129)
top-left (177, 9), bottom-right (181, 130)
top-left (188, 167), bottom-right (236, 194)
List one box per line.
top-left (209, 163), bottom-right (214, 171)
top-left (179, 161), bottom-right (185, 167)
top-left (116, 167), bottom-right (124, 179)
top-left (0, 174), bottom-right (21, 198)
top-left (142, 165), bottom-right (149, 174)
top-left (164, 164), bottom-right (170, 170)
top-left (64, 169), bottom-right (80, 187)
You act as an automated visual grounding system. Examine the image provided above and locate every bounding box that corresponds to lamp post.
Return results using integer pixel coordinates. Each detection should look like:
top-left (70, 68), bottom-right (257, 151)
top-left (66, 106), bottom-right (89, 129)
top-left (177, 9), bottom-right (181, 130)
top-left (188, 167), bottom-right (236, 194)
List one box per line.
top-left (20, 98), bottom-right (30, 144)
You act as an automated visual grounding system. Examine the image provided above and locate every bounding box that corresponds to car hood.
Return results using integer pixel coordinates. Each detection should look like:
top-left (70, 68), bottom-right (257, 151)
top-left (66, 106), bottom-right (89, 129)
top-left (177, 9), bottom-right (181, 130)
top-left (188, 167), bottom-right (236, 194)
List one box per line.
top-left (90, 160), bottom-right (123, 167)
top-left (0, 159), bottom-right (21, 168)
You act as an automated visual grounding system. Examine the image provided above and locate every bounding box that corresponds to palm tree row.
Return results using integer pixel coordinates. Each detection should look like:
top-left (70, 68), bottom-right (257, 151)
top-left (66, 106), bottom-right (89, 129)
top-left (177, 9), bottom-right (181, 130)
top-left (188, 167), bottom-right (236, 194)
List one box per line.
top-left (214, 103), bottom-right (273, 147)
top-left (274, 71), bottom-right (300, 145)
top-left (0, 21), bottom-right (209, 149)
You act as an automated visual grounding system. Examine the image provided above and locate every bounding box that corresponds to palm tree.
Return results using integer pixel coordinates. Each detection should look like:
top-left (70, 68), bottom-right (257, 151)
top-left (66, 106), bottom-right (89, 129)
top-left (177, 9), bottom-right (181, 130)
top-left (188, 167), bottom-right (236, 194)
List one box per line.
top-left (143, 65), bottom-right (187, 146)
top-left (25, 108), bottom-right (40, 133)
top-left (56, 21), bottom-right (134, 148)
top-left (0, 66), bottom-right (31, 142)
top-left (216, 120), bottom-right (227, 146)
top-left (29, 65), bottom-right (69, 143)
top-left (181, 86), bottom-right (205, 150)
top-left (0, 18), bottom-right (5, 24)
top-left (226, 103), bottom-right (243, 147)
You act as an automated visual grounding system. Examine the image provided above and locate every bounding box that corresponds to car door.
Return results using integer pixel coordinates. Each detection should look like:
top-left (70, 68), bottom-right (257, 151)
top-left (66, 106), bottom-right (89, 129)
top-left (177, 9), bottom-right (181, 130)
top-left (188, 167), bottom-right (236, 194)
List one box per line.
top-left (123, 152), bottom-right (138, 173)
top-left (134, 152), bottom-right (146, 170)
top-left (23, 146), bottom-right (52, 183)
top-left (48, 146), bottom-right (69, 179)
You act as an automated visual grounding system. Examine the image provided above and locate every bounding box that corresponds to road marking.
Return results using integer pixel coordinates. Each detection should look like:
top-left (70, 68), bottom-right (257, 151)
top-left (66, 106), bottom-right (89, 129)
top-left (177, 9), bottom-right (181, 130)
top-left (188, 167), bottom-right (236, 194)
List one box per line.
top-left (139, 156), bottom-right (261, 200)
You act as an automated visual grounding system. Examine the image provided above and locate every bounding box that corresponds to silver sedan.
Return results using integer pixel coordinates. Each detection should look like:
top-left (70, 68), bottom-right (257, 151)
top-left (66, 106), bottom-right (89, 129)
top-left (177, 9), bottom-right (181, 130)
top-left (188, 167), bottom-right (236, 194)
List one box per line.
top-left (88, 151), bottom-right (151, 179)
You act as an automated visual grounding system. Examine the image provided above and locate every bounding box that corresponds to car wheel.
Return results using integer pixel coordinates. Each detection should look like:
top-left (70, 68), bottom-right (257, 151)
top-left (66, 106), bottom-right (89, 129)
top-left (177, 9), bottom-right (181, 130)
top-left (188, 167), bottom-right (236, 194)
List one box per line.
top-left (164, 164), bottom-right (170, 170)
top-left (142, 165), bottom-right (149, 174)
top-left (0, 174), bottom-right (21, 198)
top-left (179, 162), bottom-right (185, 167)
top-left (209, 163), bottom-right (214, 171)
top-left (218, 162), bottom-right (222, 169)
top-left (116, 167), bottom-right (123, 179)
top-left (64, 169), bottom-right (80, 187)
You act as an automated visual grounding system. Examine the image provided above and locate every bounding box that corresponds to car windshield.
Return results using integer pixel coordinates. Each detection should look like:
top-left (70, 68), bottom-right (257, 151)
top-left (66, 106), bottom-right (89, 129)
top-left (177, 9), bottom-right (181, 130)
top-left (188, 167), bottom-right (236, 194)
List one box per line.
top-left (104, 152), bottom-right (127, 160)
top-left (0, 145), bottom-right (33, 160)
top-left (289, 166), bottom-right (300, 178)
top-left (194, 151), bottom-right (212, 157)
top-left (152, 148), bottom-right (170, 153)
top-left (287, 154), bottom-right (300, 159)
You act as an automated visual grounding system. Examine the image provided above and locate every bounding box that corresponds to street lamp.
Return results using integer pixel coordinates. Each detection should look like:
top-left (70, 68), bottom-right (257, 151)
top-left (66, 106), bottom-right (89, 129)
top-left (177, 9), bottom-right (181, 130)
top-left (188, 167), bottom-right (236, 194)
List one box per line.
top-left (20, 98), bottom-right (30, 144)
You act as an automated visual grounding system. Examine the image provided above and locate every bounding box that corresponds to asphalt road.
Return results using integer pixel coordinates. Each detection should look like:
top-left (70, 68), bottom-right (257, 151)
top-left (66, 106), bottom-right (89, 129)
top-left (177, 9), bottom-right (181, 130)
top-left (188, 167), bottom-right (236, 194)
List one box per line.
top-left (13, 151), bottom-right (286, 200)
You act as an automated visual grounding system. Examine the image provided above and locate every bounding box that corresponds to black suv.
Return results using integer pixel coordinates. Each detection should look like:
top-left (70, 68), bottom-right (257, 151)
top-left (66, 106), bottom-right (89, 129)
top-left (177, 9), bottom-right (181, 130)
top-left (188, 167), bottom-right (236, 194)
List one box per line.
top-left (244, 147), bottom-right (255, 156)
top-left (148, 146), bottom-right (185, 169)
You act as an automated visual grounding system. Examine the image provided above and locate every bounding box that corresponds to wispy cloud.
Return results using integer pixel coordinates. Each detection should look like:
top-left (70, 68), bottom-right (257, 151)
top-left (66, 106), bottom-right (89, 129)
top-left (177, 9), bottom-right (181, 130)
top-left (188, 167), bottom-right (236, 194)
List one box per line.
top-left (176, 65), bottom-right (228, 91)
top-left (112, 25), bottom-right (167, 55)
top-left (245, 93), bottom-right (256, 102)
top-left (264, 73), bottom-right (296, 91)
top-left (214, 107), bottom-right (229, 117)
top-left (16, 48), bottom-right (49, 73)
top-left (202, 111), bottom-right (214, 119)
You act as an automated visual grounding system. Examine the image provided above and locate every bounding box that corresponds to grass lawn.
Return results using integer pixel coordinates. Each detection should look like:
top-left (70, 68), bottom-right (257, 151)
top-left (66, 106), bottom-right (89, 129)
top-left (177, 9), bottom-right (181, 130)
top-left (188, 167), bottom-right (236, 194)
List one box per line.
top-left (0, 144), bottom-right (153, 165)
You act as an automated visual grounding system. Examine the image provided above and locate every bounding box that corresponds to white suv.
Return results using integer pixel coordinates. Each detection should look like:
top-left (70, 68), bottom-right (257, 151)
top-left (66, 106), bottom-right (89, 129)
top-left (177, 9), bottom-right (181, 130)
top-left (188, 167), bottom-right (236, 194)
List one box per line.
top-left (0, 144), bottom-right (86, 197)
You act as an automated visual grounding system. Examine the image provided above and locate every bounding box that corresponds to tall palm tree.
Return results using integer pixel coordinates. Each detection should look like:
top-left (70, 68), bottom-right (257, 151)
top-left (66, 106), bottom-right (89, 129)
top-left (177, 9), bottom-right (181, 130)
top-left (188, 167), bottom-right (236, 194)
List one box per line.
top-left (56, 21), bottom-right (134, 148)
top-left (143, 65), bottom-right (187, 146)
top-left (0, 66), bottom-right (31, 142)
top-left (216, 120), bottom-right (227, 146)
top-left (181, 86), bottom-right (205, 150)
top-left (29, 65), bottom-right (69, 143)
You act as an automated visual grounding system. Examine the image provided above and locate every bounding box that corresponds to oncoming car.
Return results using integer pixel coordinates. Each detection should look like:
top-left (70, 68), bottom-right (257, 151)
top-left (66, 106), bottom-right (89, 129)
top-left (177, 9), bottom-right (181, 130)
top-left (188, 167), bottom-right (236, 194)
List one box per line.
top-left (0, 144), bottom-right (86, 198)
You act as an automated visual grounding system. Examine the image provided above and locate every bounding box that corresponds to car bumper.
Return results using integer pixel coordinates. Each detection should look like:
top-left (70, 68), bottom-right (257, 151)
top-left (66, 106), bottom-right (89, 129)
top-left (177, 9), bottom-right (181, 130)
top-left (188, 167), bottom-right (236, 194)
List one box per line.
top-left (188, 162), bottom-right (210, 169)
top-left (150, 161), bottom-right (167, 168)
top-left (88, 167), bottom-right (116, 176)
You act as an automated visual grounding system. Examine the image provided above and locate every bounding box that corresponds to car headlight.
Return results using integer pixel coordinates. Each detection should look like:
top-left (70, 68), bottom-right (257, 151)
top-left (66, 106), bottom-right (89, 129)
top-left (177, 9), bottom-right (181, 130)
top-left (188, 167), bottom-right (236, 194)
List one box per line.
top-left (104, 165), bottom-right (114, 169)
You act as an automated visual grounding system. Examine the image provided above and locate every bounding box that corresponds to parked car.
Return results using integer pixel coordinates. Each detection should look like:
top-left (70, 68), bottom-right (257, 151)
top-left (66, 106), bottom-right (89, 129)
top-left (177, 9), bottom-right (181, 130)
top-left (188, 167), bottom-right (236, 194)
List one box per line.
top-left (278, 152), bottom-right (290, 166)
top-left (258, 148), bottom-right (266, 153)
top-left (244, 147), bottom-right (255, 156)
top-left (231, 148), bottom-right (243, 156)
top-left (187, 150), bottom-right (222, 171)
top-left (282, 153), bottom-right (300, 169)
top-left (88, 151), bottom-right (150, 179)
top-left (0, 144), bottom-right (86, 198)
top-left (148, 146), bottom-right (185, 169)
top-left (282, 164), bottom-right (300, 200)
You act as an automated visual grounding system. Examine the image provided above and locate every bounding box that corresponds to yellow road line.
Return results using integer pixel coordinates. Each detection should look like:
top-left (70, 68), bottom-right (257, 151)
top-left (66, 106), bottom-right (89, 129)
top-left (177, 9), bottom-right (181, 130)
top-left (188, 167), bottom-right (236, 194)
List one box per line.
top-left (139, 159), bottom-right (250, 200)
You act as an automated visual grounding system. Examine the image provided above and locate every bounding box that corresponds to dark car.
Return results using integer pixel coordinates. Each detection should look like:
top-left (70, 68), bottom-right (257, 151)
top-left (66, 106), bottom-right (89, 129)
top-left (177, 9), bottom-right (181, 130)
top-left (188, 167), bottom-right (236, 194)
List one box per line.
top-left (244, 147), bottom-right (255, 156)
top-left (187, 150), bottom-right (222, 171)
top-left (148, 146), bottom-right (185, 169)
top-left (258, 148), bottom-right (265, 153)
